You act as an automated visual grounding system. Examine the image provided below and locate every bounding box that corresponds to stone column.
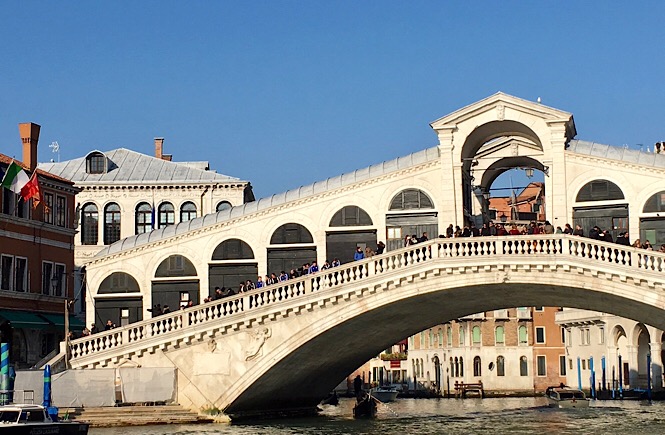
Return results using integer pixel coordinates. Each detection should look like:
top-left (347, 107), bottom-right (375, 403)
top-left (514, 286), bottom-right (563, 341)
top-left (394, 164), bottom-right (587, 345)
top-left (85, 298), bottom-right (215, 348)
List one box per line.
top-left (626, 345), bottom-right (639, 388)
top-left (436, 127), bottom-right (462, 228)
top-left (650, 342), bottom-right (663, 391)
top-left (545, 121), bottom-right (570, 227)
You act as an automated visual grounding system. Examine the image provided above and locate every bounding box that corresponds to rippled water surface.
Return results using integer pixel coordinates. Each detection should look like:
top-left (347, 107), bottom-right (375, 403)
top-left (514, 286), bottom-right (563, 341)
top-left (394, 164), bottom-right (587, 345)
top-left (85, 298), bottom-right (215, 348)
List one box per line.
top-left (90, 397), bottom-right (665, 435)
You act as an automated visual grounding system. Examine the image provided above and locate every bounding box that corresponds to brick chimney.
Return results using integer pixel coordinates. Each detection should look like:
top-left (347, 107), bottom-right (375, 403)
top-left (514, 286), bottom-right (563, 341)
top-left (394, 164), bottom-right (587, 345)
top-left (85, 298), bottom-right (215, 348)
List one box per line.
top-left (19, 122), bottom-right (41, 171)
top-left (155, 137), bottom-right (164, 159)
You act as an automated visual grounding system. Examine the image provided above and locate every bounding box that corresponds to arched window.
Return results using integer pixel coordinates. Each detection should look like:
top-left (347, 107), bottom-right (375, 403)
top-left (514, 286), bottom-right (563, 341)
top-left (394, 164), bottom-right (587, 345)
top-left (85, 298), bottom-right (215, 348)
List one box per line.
top-left (472, 326), bottom-right (481, 345)
top-left (429, 329), bottom-right (434, 347)
top-left (495, 326), bottom-right (505, 345)
top-left (103, 203), bottom-right (121, 245)
top-left (438, 328), bottom-right (443, 348)
top-left (450, 357), bottom-right (455, 377)
top-left (497, 356), bottom-right (505, 376)
top-left (518, 325), bottom-right (528, 345)
top-left (643, 191), bottom-right (665, 213)
top-left (211, 239), bottom-right (255, 260)
top-left (520, 356), bottom-right (528, 376)
top-left (575, 179), bottom-right (625, 202)
top-left (459, 326), bottom-right (465, 346)
top-left (420, 331), bottom-right (425, 348)
top-left (389, 189), bottom-right (434, 210)
top-left (454, 357), bottom-right (459, 377)
top-left (85, 151), bottom-right (106, 174)
top-left (135, 202), bottom-right (152, 235)
top-left (81, 203), bottom-right (99, 245)
top-left (329, 206), bottom-right (373, 226)
top-left (180, 201), bottom-right (197, 222)
top-left (155, 255), bottom-right (197, 277)
top-left (473, 356), bottom-right (482, 376)
top-left (270, 223), bottom-right (313, 244)
top-left (216, 201), bottom-right (232, 212)
top-left (447, 326), bottom-right (452, 347)
top-left (459, 357), bottom-right (464, 377)
top-left (158, 202), bottom-right (175, 228)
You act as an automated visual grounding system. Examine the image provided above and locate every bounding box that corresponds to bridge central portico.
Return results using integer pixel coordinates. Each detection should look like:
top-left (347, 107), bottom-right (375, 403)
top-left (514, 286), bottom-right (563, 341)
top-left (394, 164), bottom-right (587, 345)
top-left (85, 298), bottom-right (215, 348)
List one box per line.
top-left (66, 235), bottom-right (665, 416)
top-left (68, 93), bottom-right (665, 417)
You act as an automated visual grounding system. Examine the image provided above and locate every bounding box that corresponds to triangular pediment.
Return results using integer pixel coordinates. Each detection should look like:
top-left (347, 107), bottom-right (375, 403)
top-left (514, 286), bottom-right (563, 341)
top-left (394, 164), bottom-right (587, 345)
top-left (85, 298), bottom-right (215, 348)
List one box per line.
top-left (430, 92), bottom-right (575, 134)
top-left (475, 136), bottom-right (542, 160)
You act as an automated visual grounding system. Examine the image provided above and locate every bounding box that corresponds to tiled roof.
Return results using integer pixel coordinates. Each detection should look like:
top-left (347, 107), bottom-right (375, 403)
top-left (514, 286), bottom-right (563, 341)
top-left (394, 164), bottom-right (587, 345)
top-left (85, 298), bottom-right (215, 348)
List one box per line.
top-left (567, 140), bottom-right (665, 168)
top-left (37, 148), bottom-right (243, 184)
top-left (95, 146), bottom-right (441, 258)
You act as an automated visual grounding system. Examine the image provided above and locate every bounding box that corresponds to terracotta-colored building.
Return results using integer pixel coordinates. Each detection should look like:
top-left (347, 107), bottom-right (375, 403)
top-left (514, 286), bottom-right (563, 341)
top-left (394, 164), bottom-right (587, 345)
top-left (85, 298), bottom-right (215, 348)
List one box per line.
top-left (489, 182), bottom-right (546, 223)
top-left (0, 123), bottom-right (81, 367)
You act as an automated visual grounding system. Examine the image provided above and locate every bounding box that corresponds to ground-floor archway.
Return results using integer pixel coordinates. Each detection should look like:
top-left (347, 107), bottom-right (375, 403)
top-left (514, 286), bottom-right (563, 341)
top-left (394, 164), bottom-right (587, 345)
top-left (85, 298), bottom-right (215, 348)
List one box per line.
top-left (325, 230), bottom-right (376, 264)
top-left (209, 263), bottom-right (258, 294)
top-left (267, 247), bottom-right (317, 275)
top-left (151, 279), bottom-right (199, 312)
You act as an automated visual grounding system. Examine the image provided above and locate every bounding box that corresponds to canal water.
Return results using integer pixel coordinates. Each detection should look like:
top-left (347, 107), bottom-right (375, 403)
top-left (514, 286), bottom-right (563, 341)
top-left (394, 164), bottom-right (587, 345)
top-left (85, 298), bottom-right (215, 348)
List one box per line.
top-left (89, 397), bottom-right (665, 434)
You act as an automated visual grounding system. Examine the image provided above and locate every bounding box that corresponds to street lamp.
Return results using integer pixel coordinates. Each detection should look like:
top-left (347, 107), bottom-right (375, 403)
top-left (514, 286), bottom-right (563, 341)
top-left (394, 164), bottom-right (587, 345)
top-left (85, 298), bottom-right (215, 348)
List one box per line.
top-left (499, 213), bottom-right (507, 223)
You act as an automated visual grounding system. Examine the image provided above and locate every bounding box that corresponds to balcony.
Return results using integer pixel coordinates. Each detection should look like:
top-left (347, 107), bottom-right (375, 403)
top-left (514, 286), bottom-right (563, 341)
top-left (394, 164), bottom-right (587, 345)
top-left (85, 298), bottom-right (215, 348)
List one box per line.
top-left (380, 352), bottom-right (408, 361)
top-left (459, 312), bottom-right (485, 320)
top-left (516, 308), bottom-right (532, 320)
top-left (494, 309), bottom-right (509, 319)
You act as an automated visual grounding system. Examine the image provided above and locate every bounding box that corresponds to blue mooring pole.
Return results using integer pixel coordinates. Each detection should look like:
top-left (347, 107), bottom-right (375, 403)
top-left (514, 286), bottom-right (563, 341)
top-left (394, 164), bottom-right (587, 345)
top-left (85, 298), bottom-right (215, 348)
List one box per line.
top-left (43, 365), bottom-right (51, 408)
top-left (612, 366), bottom-right (616, 399)
top-left (577, 357), bottom-right (582, 391)
top-left (647, 353), bottom-right (652, 401)
top-left (590, 356), bottom-right (596, 399)
top-left (601, 356), bottom-right (606, 393)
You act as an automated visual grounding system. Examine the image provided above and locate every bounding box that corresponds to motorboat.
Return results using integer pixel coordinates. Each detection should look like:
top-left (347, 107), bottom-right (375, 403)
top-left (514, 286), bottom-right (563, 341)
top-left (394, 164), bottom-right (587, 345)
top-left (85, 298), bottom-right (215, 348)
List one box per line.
top-left (545, 386), bottom-right (589, 408)
top-left (0, 403), bottom-right (89, 434)
top-left (371, 385), bottom-right (399, 403)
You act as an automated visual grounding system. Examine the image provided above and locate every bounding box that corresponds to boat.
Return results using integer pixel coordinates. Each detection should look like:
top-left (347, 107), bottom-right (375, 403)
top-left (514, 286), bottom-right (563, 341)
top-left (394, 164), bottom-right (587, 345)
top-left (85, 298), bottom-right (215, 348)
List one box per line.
top-left (371, 385), bottom-right (399, 403)
top-left (0, 403), bottom-right (90, 434)
top-left (545, 385), bottom-right (590, 408)
top-left (352, 393), bottom-right (377, 418)
top-left (320, 391), bottom-right (339, 406)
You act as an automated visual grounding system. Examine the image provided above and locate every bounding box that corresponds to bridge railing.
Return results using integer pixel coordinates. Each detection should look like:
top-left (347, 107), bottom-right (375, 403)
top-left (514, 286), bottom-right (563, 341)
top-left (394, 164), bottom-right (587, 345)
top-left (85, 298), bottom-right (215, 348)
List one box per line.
top-left (68, 234), bottom-right (665, 364)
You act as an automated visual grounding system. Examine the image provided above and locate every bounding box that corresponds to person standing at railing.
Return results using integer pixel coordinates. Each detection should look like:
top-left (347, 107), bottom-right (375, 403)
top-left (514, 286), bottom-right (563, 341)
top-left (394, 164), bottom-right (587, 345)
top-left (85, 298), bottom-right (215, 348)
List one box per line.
top-left (354, 247), bottom-right (365, 261)
top-left (309, 261), bottom-right (319, 274)
top-left (543, 221), bottom-right (554, 234)
top-left (376, 241), bottom-right (385, 255)
top-left (616, 232), bottom-right (630, 246)
top-left (256, 276), bottom-right (264, 288)
top-left (573, 225), bottom-right (584, 237)
top-left (279, 271), bottom-right (289, 281)
top-left (331, 258), bottom-right (341, 267)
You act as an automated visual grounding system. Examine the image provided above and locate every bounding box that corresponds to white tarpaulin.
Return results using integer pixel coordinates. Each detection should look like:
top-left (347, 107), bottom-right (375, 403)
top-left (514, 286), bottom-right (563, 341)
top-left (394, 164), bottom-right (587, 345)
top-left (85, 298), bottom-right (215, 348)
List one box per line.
top-left (52, 369), bottom-right (116, 407)
top-left (118, 367), bottom-right (176, 404)
top-left (13, 370), bottom-right (44, 404)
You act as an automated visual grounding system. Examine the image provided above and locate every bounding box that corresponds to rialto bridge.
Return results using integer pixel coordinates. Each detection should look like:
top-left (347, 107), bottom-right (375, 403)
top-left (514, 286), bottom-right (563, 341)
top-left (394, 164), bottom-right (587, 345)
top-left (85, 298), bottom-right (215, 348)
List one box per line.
top-left (56, 93), bottom-right (665, 416)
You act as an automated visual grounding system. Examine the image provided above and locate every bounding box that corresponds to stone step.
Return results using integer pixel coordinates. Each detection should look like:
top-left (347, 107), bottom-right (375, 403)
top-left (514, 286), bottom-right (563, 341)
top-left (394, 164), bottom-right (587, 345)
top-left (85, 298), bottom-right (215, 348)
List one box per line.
top-left (65, 405), bottom-right (214, 427)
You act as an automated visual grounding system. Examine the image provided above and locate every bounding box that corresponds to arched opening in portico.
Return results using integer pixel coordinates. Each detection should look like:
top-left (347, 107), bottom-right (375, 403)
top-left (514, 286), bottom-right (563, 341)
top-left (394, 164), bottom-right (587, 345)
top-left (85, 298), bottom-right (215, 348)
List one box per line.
top-left (209, 239), bottom-right (257, 294)
top-left (152, 255), bottom-right (199, 312)
top-left (94, 272), bottom-right (142, 329)
top-left (613, 326), bottom-right (629, 388)
top-left (268, 224), bottom-right (316, 275)
top-left (573, 179), bottom-right (628, 242)
top-left (635, 324), bottom-right (651, 388)
top-left (459, 121), bottom-right (546, 226)
top-left (640, 191), bottom-right (665, 248)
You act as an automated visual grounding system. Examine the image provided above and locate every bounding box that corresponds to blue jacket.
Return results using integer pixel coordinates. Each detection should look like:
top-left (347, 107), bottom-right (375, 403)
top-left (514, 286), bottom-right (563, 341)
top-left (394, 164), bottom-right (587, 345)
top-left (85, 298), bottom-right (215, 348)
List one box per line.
top-left (354, 251), bottom-right (364, 261)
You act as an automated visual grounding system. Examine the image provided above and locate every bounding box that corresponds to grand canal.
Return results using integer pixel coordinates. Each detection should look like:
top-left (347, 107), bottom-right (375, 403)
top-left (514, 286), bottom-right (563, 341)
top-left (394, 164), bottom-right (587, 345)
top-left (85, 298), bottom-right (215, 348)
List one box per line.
top-left (89, 397), bottom-right (665, 434)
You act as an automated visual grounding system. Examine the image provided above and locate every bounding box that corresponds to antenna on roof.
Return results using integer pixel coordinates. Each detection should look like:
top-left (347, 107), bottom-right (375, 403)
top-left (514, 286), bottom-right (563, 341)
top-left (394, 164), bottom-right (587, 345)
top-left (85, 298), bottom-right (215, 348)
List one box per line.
top-left (49, 141), bottom-right (60, 162)
top-left (537, 97), bottom-right (542, 104)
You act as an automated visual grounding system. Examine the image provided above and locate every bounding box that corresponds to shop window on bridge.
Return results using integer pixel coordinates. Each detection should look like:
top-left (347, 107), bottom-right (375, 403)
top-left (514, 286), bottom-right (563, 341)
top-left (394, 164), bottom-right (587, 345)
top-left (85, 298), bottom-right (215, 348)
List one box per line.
top-left (386, 189), bottom-right (437, 251)
top-left (155, 255), bottom-right (197, 277)
top-left (330, 206), bottom-right (373, 226)
top-left (96, 272), bottom-right (142, 328)
top-left (210, 239), bottom-right (257, 294)
top-left (99, 272), bottom-right (140, 294)
top-left (520, 356), bottom-right (528, 376)
top-left (270, 223), bottom-right (313, 244)
top-left (473, 356), bottom-right (482, 376)
top-left (389, 189), bottom-right (434, 210)
top-left (153, 255), bottom-right (199, 311)
top-left (81, 203), bottom-right (99, 245)
top-left (643, 191), bottom-right (665, 213)
top-left (497, 356), bottom-right (505, 376)
top-left (575, 180), bottom-right (625, 202)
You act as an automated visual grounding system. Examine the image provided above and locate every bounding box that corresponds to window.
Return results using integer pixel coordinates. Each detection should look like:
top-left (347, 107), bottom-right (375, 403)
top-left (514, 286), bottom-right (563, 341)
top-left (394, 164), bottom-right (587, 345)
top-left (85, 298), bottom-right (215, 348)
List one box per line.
top-left (56, 195), bottom-right (66, 227)
top-left (104, 203), bottom-right (121, 245)
top-left (536, 327), bottom-right (545, 344)
top-left (559, 355), bottom-right (567, 376)
top-left (518, 325), bottom-right (528, 345)
top-left (329, 206), bottom-right (373, 226)
top-left (472, 326), bottom-right (481, 345)
top-left (420, 332), bottom-right (425, 348)
top-left (495, 326), bottom-right (505, 345)
top-left (569, 359), bottom-right (573, 370)
top-left (520, 356), bottom-right (528, 376)
top-left (158, 202), bottom-right (175, 228)
top-left (576, 179), bottom-right (625, 202)
top-left (599, 327), bottom-right (605, 344)
top-left (389, 189), bottom-right (434, 210)
top-left (180, 201), bottom-right (197, 222)
top-left (387, 227), bottom-right (402, 240)
top-left (1, 255), bottom-right (14, 291)
top-left (537, 355), bottom-right (546, 376)
top-left (53, 264), bottom-right (65, 297)
top-left (14, 257), bottom-right (27, 292)
top-left (42, 262), bottom-right (53, 295)
top-left (534, 307), bottom-right (544, 312)
top-left (459, 357), bottom-right (464, 377)
top-left (497, 356), bottom-right (505, 376)
top-left (429, 329), bottom-right (434, 347)
top-left (44, 192), bottom-right (54, 224)
top-left (86, 152), bottom-right (106, 174)
top-left (81, 203), bottom-right (99, 245)
top-left (561, 327), bottom-right (566, 344)
top-left (447, 326), bottom-right (452, 347)
top-left (580, 328), bottom-right (590, 345)
top-left (438, 328), bottom-right (443, 348)
top-left (473, 356), bottom-right (482, 376)
top-left (135, 202), bottom-right (152, 234)
top-left (582, 359), bottom-right (586, 370)
top-left (459, 326), bottom-right (465, 346)
top-left (216, 201), bottom-right (232, 212)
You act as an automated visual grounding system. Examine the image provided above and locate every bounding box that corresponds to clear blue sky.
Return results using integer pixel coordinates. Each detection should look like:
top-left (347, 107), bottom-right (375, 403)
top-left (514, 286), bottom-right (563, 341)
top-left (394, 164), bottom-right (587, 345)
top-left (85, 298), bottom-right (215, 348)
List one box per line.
top-left (1, 1), bottom-right (664, 199)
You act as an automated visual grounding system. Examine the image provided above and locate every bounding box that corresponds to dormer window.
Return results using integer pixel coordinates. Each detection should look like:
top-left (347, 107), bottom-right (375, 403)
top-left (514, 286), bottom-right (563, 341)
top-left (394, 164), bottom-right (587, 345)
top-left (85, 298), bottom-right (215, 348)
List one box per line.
top-left (86, 152), bottom-right (106, 174)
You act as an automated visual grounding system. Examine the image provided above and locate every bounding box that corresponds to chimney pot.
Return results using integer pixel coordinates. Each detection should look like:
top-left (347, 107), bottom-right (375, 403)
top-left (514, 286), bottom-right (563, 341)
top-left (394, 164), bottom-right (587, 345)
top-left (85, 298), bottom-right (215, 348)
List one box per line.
top-left (155, 137), bottom-right (164, 160)
top-left (19, 122), bottom-right (41, 171)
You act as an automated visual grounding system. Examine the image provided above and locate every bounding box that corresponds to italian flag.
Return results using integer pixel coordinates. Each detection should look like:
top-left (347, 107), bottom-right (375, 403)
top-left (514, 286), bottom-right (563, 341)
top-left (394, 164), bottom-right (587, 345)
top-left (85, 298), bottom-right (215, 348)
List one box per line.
top-left (1, 161), bottom-right (29, 194)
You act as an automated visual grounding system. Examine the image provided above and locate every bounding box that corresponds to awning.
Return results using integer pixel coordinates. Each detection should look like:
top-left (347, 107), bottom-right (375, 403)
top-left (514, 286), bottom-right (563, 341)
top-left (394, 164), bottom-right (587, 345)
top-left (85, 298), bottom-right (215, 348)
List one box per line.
top-left (0, 310), bottom-right (51, 330)
top-left (37, 313), bottom-right (86, 330)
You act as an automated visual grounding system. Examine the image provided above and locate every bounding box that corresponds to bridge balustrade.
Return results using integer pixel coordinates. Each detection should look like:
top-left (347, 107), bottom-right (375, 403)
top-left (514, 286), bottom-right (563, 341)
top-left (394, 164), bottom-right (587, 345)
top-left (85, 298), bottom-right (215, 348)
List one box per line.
top-left (68, 234), bottom-right (665, 365)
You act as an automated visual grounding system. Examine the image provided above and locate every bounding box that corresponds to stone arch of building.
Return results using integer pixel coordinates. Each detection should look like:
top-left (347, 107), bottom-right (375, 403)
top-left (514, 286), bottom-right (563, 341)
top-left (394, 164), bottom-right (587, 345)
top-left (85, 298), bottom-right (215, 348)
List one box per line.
top-left (326, 205), bottom-right (376, 264)
top-left (95, 271), bottom-right (143, 329)
top-left (151, 254), bottom-right (200, 311)
top-left (384, 187), bottom-right (438, 251)
top-left (209, 238), bottom-right (258, 295)
top-left (480, 156), bottom-right (547, 191)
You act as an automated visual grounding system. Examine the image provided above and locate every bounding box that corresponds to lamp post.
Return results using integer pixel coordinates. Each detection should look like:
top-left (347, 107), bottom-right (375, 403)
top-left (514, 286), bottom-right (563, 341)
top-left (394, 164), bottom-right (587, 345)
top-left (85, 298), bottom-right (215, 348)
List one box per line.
top-left (499, 213), bottom-right (507, 223)
top-left (52, 274), bottom-right (71, 369)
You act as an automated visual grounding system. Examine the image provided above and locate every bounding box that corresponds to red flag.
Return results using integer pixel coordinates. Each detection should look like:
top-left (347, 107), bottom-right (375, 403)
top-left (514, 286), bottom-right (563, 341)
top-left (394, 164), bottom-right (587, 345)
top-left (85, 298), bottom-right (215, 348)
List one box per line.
top-left (20, 173), bottom-right (41, 203)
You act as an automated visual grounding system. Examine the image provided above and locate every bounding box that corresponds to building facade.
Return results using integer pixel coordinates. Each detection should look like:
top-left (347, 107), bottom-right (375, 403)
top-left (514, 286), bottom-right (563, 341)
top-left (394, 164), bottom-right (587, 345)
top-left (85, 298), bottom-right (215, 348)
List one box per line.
top-left (0, 123), bottom-right (81, 367)
top-left (37, 138), bottom-right (253, 327)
